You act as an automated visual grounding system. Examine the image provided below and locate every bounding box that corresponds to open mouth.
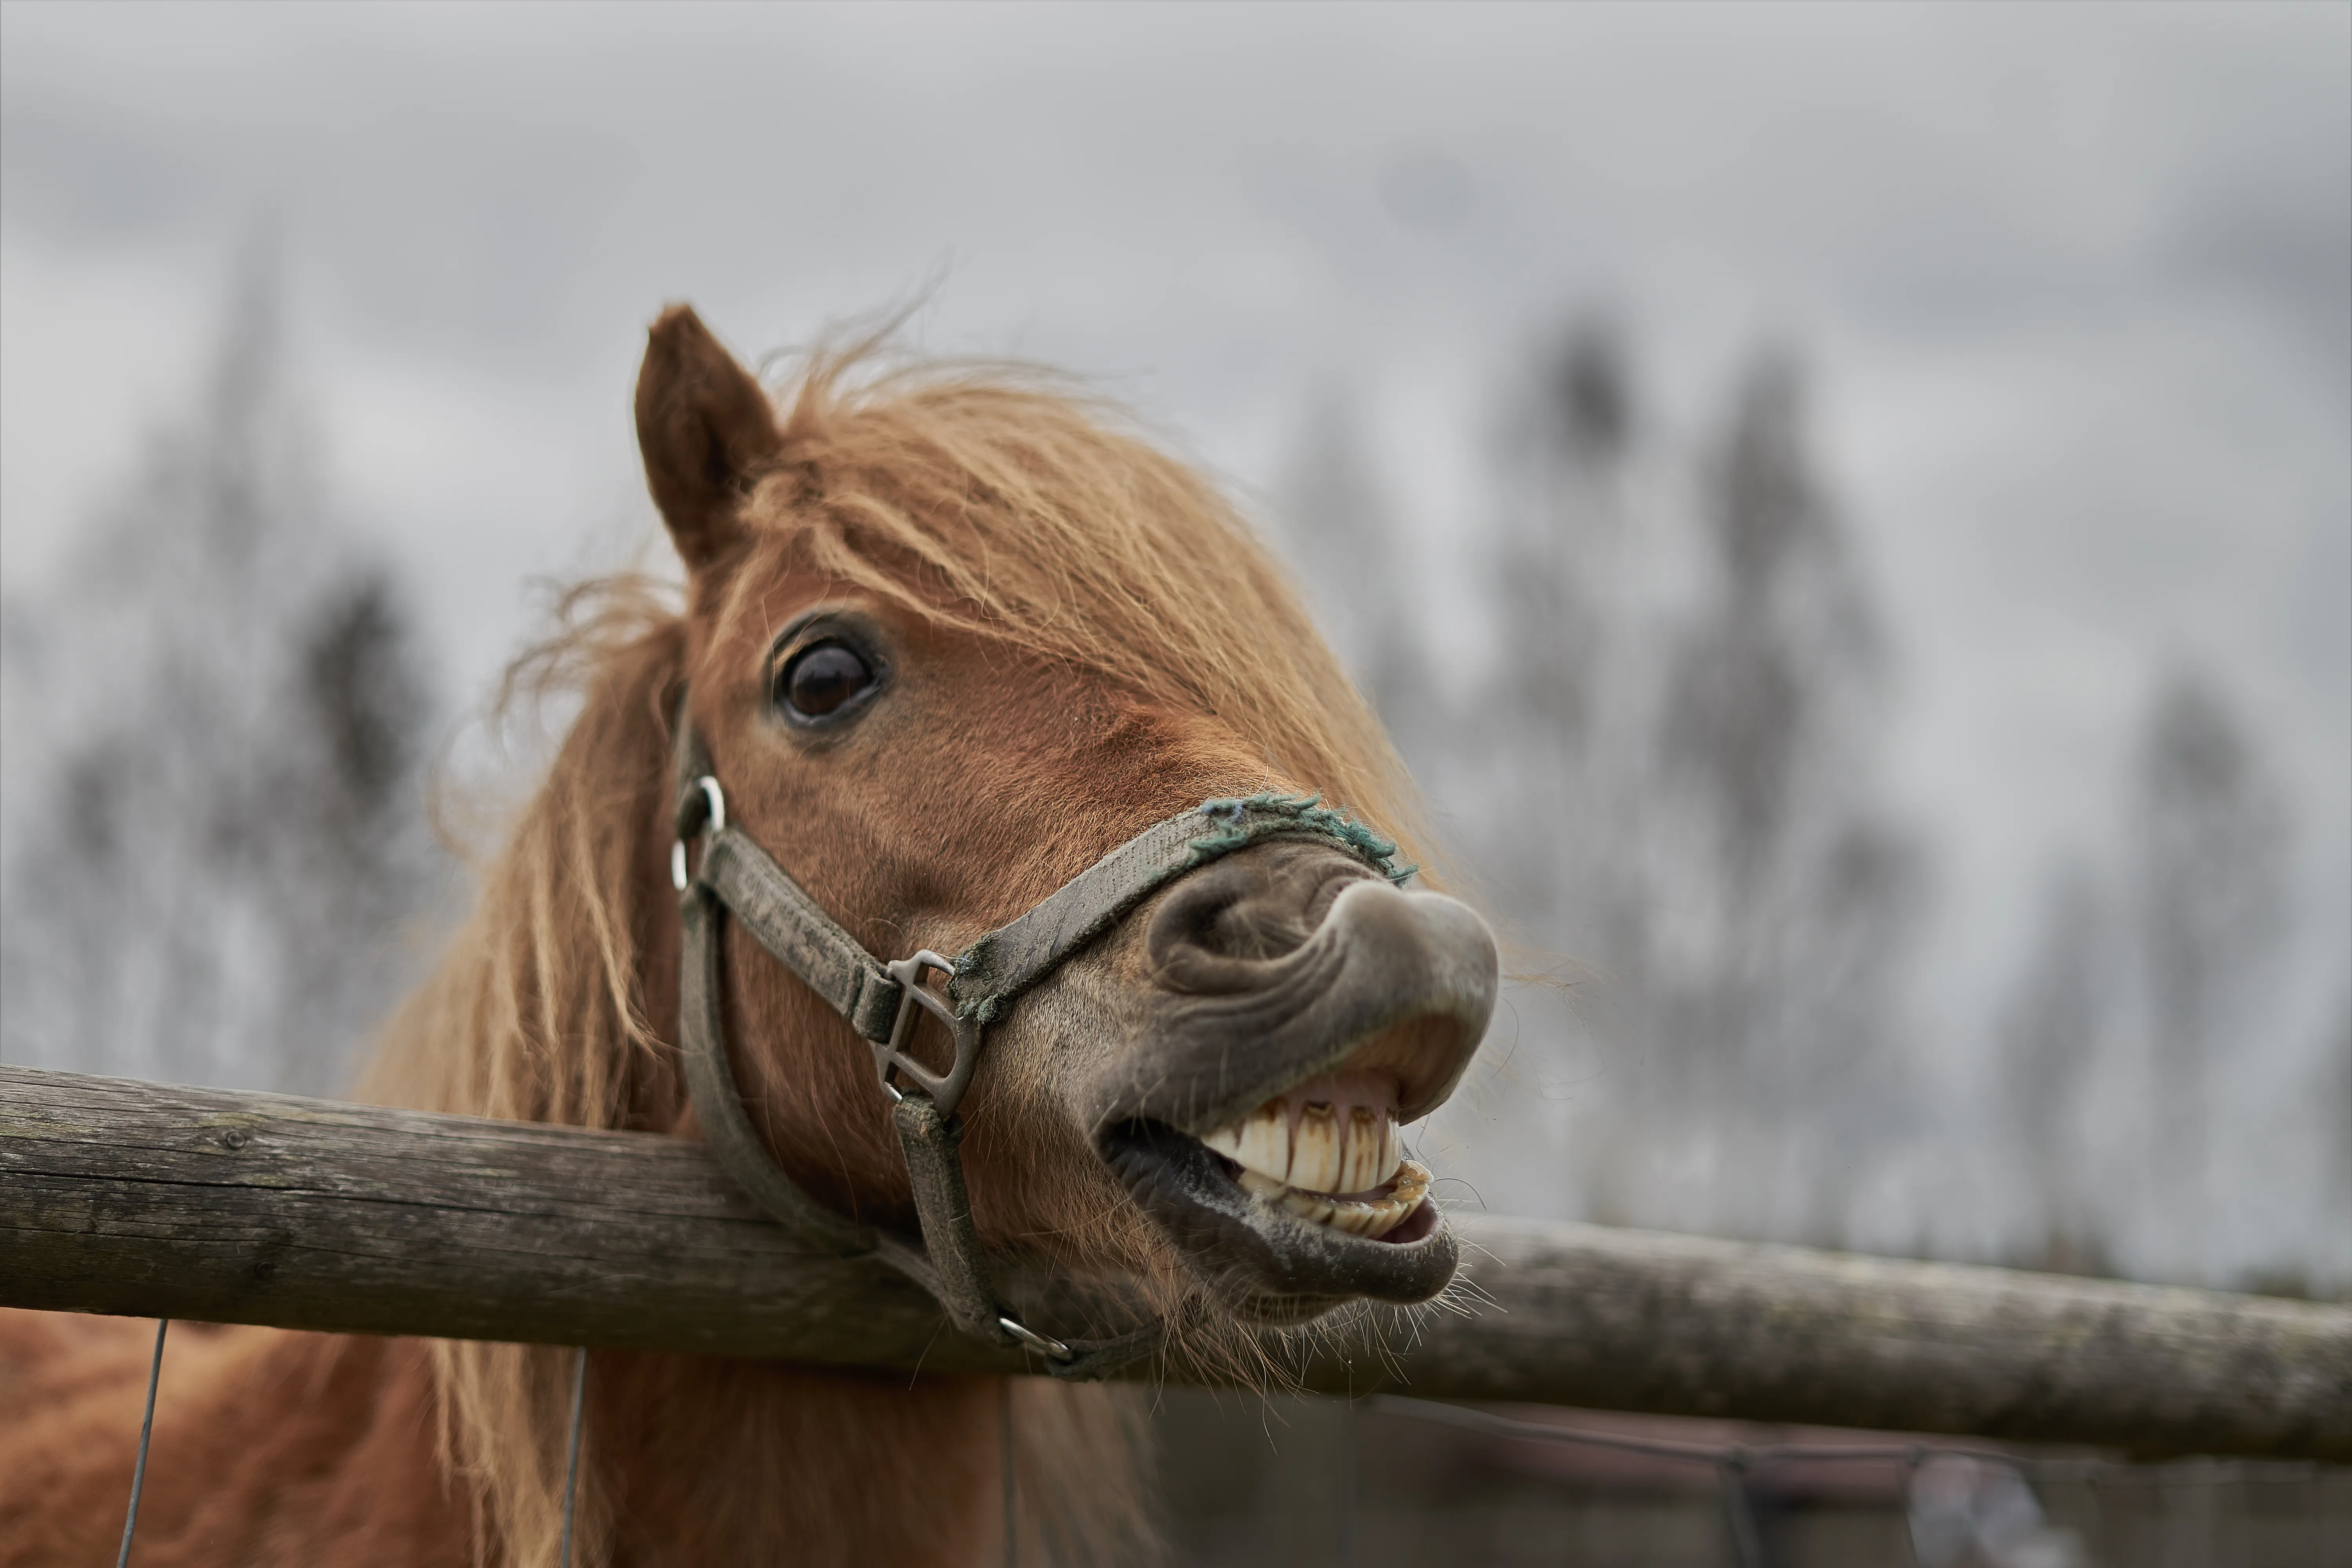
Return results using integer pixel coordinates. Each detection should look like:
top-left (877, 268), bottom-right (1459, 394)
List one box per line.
top-left (1097, 1020), bottom-right (1468, 1324)
top-left (1082, 869), bottom-right (1498, 1324)
top-left (1201, 1070), bottom-right (1432, 1241)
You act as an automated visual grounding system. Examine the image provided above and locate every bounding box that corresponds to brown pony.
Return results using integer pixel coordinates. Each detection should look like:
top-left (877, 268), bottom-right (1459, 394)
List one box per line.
top-left (0, 308), bottom-right (1498, 1566)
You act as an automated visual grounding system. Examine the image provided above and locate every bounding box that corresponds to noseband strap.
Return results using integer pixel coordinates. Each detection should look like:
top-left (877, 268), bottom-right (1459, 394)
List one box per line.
top-left (668, 690), bottom-right (1412, 1378)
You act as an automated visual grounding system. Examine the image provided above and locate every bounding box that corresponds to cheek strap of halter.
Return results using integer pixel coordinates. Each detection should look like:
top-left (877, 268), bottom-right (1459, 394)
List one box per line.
top-left (667, 689), bottom-right (1411, 1378)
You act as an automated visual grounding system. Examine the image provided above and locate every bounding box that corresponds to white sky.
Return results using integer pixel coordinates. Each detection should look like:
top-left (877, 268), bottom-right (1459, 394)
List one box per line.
top-left (4, 0), bottom-right (2346, 1099)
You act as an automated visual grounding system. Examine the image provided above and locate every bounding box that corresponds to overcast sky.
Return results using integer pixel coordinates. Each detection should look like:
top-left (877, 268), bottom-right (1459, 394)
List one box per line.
top-left (4, 1), bottom-right (2346, 1049)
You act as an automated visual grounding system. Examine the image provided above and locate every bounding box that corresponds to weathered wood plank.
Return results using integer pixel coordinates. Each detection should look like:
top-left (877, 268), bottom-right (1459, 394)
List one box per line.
top-left (1354, 1218), bottom-right (2350, 1461)
top-left (4, 1066), bottom-right (2345, 1459)
top-left (0, 1065), bottom-right (971, 1370)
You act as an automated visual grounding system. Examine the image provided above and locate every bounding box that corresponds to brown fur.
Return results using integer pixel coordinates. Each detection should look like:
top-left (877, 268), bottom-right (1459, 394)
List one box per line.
top-left (0, 315), bottom-right (1421, 1565)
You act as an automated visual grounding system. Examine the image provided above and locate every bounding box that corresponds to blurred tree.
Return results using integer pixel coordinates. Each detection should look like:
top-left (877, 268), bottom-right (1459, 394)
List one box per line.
top-left (1497, 319), bottom-right (1634, 751)
top-left (1548, 323), bottom-right (1635, 467)
top-left (1646, 352), bottom-right (1923, 1239)
top-left (1474, 319), bottom-right (1639, 930)
top-left (1472, 331), bottom-right (1923, 1245)
top-left (2129, 668), bottom-right (2289, 1265)
top-left (0, 265), bottom-right (441, 1094)
top-left (1996, 866), bottom-right (2117, 1277)
top-left (1267, 322), bottom-right (2336, 1292)
top-left (1271, 388), bottom-right (1430, 740)
top-left (1992, 669), bottom-right (2323, 1289)
top-left (2327, 997), bottom-right (2352, 1239)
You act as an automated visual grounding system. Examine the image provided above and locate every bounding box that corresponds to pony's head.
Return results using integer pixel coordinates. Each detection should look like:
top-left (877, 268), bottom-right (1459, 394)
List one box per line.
top-left (637, 306), bottom-right (1498, 1330)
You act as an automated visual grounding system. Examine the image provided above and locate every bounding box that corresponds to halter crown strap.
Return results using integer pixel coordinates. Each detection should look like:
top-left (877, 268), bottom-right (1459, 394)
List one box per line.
top-left (666, 689), bottom-right (1410, 1378)
top-left (696, 830), bottom-right (907, 1042)
top-left (675, 886), bottom-right (874, 1254)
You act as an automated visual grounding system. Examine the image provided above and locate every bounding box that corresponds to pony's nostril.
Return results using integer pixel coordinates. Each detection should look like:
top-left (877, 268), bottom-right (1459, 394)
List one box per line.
top-left (1145, 843), bottom-right (1374, 991)
top-left (1157, 874), bottom-right (1251, 956)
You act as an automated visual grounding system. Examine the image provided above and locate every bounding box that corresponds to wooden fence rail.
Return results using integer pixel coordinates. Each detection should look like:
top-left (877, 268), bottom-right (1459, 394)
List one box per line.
top-left (4, 1066), bottom-right (2345, 1461)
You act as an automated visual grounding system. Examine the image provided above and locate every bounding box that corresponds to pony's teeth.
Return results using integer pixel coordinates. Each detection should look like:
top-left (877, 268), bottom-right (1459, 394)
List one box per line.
top-left (1234, 1103), bottom-right (1289, 1181)
top-left (1340, 1107), bottom-right (1387, 1192)
top-left (1211, 1101), bottom-right (1417, 1233)
top-left (1236, 1168), bottom-right (1287, 1200)
top-left (1204, 1103), bottom-right (1290, 1184)
top-left (1290, 1103), bottom-right (1343, 1192)
top-left (1387, 1158), bottom-right (1430, 1212)
top-left (1278, 1187), bottom-right (1337, 1227)
top-left (1236, 1158), bottom-right (1433, 1239)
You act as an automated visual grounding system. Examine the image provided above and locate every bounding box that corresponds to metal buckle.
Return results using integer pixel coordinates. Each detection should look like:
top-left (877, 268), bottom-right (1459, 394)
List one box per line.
top-left (873, 950), bottom-right (983, 1116)
top-left (996, 1312), bottom-right (1072, 1361)
top-left (670, 776), bottom-right (728, 891)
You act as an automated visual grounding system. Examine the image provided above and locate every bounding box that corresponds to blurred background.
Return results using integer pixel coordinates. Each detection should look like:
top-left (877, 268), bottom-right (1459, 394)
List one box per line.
top-left (2, 4), bottom-right (2345, 1563)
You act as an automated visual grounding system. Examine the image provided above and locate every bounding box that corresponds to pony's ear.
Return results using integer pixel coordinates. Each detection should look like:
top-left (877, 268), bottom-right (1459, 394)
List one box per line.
top-left (634, 305), bottom-right (781, 571)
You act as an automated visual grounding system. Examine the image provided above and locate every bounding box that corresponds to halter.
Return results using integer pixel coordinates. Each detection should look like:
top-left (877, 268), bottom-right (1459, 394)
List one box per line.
top-left (668, 691), bottom-right (1414, 1378)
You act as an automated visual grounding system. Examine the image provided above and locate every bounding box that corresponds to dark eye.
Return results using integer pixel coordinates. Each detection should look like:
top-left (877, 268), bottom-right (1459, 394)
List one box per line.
top-left (778, 640), bottom-right (877, 722)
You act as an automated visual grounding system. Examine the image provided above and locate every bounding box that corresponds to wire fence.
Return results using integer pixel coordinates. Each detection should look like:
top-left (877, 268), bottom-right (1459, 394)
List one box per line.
top-left (96, 1314), bottom-right (2352, 1568)
top-left (1316, 1394), bottom-right (2350, 1568)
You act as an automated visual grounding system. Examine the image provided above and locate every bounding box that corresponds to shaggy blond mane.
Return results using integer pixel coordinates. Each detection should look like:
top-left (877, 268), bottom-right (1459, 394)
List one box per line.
top-left (760, 343), bottom-right (1416, 836)
top-left (357, 341), bottom-right (1421, 1564)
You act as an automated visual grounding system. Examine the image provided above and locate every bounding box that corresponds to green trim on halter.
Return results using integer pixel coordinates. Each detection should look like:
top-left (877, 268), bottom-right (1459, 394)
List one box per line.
top-left (1189, 792), bottom-right (1418, 887)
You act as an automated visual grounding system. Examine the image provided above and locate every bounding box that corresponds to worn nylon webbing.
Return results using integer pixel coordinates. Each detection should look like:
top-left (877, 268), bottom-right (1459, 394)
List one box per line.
top-left (890, 1096), bottom-right (999, 1338)
top-left (698, 828), bottom-right (905, 1042)
top-left (678, 886), bottom-right (874, 1254)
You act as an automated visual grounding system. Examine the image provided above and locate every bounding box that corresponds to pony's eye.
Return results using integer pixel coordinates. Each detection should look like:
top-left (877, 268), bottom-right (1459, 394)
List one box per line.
top-left (778, 641), bottom-right (876, 722)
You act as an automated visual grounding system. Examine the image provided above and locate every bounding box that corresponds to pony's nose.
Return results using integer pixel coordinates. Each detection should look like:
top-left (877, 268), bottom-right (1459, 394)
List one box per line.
top-left (1145, 840), bottom-right (1383, 992)
top-left (1122, 849), bottom-right (1499, 1124)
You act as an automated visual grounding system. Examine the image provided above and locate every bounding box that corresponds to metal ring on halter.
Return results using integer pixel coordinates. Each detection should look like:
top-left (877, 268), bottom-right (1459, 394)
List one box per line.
top-left (670, 775), bottom-right (730, 891)
top-left (997, 1313), bottom-right (1073, 1361)
top-left (874, 950), bottom-right (983, 1115)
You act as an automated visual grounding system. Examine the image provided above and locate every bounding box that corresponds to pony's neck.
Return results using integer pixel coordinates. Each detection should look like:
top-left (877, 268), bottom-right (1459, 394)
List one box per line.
top-left (583, 1354), bottom-right (1004, 1566)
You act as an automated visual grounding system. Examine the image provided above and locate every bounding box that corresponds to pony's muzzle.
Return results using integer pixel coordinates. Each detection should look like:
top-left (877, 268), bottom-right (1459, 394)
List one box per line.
top-left (1131, 846), bottom-right (1496, 1126)
top-left (1089, 841), bottom-right (1499, 1321)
